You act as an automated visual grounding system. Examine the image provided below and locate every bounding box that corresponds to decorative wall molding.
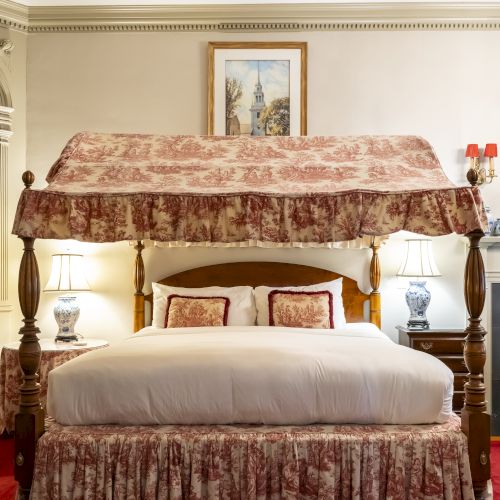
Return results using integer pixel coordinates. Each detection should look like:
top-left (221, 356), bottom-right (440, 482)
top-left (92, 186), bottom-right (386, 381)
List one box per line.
top-left (0, 38), bottom-right (13, 53)
top-left (0, 0), bottom-right (28, 31)
top-left (0, 105), bottom-right (12, 308)
top-left (2, 1), bottom-right (500, 33)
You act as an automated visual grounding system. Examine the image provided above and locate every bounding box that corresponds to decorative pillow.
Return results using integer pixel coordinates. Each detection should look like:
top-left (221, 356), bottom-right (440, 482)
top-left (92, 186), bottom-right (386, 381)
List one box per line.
top-left (152, 284), bottom-right (256, 328)
top-left (254, 278), bottom-right (346, 328)
top-left (165, 295), bottom-right (230, 328)
top-left (269, 290), bottom-right (334, 329)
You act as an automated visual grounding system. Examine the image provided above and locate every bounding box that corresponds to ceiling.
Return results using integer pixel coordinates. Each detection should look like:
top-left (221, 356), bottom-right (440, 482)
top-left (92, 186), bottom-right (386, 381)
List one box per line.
top-left (13, 0), bottom-right (491, 6)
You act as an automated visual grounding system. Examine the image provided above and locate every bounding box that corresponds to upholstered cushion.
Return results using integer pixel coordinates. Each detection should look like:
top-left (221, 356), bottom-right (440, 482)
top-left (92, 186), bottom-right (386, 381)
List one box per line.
top-left (165, 295), bottom-right (230, 328)
top-left (269, 290), bottom-right (334, 329)
top-left (152, 284), bottom-right (256, 328)
top-left (254, 278), bottom-right (345, 327)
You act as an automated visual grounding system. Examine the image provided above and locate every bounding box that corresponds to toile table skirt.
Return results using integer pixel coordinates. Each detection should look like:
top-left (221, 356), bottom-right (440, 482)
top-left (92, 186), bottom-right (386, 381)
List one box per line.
top-left (31, 414), bottom-right (473, 500)
top-left (0, 339), bottom-right (108, 434)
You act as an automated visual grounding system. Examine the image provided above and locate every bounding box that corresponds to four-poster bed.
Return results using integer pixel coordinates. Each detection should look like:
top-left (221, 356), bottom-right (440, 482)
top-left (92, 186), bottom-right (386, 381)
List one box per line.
top-left (11, 133), bottom-right (490, 498)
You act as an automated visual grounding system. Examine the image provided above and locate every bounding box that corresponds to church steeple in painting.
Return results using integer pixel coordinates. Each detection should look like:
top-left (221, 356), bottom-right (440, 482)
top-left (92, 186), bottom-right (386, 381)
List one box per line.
top-left (250, 61), bottom-right (266, 136)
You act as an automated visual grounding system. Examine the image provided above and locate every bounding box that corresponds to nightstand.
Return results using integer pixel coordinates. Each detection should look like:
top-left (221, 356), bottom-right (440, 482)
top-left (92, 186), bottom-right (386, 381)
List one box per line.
top-left (0, 338), bottom-right (108, 434)
top-left (397, 326), bottom-right (467, 413)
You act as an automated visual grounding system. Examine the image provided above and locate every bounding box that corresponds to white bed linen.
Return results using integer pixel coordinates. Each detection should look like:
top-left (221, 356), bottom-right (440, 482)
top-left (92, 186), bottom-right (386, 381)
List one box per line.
top-left (47, 323), bottom-right (453, 426)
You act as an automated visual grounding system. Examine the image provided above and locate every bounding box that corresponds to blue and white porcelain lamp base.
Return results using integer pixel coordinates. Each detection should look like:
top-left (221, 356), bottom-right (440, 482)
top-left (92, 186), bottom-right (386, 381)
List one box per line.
top-left (45, 254), bottom-right (91, 342)
top-left (54, 295), bottom-right (80, 342)
top-left (405, 281), bottom-right (431, 330)
top-left (397, 239), bottom-right (441, 331)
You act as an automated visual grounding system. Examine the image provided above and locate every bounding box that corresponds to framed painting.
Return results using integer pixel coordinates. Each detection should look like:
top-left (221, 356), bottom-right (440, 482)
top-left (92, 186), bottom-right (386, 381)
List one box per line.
top-left (208, 42), bottom-right (307, 136)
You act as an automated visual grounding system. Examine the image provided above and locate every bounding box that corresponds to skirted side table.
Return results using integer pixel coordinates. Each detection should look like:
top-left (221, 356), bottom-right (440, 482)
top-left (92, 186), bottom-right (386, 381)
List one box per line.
top-left (0, 338), bottom-right (108, 434)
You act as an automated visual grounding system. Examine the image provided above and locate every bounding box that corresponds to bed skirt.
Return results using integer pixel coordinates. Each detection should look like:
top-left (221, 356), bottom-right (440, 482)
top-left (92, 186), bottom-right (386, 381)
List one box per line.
top-left (31, 415), bottom-right (473, 500)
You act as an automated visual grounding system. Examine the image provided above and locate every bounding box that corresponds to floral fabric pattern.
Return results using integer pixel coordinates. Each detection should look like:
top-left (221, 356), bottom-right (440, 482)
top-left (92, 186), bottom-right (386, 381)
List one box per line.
top-left (165, 295), bottom-right (230, 328)
top-left (12, 133), bottom-right (487, 243)
top-left (31, 414), bottom-right (473, 500)
top-left (269, 290), bottom-right (333, 328)
top-left (0, 342), bottom-right (107, 434)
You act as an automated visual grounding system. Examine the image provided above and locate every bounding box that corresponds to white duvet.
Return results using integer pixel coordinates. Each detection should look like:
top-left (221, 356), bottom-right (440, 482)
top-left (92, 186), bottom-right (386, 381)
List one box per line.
top-left (47, 324), bottom-right (454, 426)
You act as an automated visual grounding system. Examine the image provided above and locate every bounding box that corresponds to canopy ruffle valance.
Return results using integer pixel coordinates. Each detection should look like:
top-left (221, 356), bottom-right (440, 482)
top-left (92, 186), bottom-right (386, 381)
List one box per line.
top-left (12, 132), bottom-right (487, 244)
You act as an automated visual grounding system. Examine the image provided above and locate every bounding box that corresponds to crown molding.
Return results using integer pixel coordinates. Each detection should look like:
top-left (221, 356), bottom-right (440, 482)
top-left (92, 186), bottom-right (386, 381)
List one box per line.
top-left (1, 2), bottom-right (500, 33)
top-left (0, 0), bottom-right (28, 31)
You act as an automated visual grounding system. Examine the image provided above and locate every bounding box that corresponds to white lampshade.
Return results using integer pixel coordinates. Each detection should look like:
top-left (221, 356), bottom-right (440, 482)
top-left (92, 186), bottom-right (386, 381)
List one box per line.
top-left (44, 254), bottom-right (91, 292)
top-left (397, 239), bottom-right (441, 278)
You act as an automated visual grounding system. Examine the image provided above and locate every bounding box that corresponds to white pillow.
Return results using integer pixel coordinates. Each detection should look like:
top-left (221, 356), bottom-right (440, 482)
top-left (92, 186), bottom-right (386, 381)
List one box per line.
top-left (152, 283), bottom-right (256, 328)
top-left (254, 279), bottom-right (346, 328)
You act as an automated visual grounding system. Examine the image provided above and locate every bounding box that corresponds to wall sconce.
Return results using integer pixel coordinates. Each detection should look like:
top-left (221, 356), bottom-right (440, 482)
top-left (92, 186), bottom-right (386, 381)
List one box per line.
top-left (466, 143), bottom-right (497, 185)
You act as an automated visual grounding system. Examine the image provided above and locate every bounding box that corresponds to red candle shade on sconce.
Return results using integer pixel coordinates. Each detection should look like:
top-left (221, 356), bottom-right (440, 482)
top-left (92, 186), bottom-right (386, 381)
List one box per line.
top-left (465, 143), bottom-right (479, 158)
top-left (465, 143), bottom-right (497, 185)
top-left (484, 143), bottom-right (497, 158)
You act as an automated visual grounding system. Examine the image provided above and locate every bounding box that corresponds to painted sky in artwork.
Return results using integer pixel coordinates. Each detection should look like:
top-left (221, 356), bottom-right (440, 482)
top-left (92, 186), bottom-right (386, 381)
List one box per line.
top-left (225, 60), bottom-right (290, 125)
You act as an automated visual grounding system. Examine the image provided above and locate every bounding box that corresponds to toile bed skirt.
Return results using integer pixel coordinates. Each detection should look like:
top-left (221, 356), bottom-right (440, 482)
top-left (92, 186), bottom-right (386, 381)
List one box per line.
top-left (31, 414), bottom-right (473, 500)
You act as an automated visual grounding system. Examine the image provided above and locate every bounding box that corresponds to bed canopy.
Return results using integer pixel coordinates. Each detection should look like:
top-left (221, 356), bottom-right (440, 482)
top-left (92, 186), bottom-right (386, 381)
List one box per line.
top-left (11, 132), bottom-right (490, 499)
top-left (12, 132), bottom-right (486, 243)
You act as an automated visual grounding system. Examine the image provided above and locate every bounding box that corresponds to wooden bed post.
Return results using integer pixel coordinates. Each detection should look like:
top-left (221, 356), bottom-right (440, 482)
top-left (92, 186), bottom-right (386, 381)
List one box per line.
top-left (369, 237), bottom-right (381, 328)
top-left (14, 171), bottom-right (44, 500)
top-left (133, 240), bottom-right (145, 332)
top-left (462, 230), bottom-right (490, 497)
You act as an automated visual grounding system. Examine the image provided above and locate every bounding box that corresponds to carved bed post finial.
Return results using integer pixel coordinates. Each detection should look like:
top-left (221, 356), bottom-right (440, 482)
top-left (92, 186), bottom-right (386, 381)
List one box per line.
top-left (22, 170), bottom-right (35, 189)
top-left (15, 236), bottom-right (44, 500)
top-left (369, 237), bottom-right (381, 328)
top-left (133, 241), bottom-right (145, 332)
top-left (462, 230), bottom-right (490, 496)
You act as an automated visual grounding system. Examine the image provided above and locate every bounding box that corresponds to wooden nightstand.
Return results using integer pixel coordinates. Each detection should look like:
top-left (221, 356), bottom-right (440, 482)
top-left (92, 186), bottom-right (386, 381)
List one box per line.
top-left (397, 326), bottom-right (467, 413)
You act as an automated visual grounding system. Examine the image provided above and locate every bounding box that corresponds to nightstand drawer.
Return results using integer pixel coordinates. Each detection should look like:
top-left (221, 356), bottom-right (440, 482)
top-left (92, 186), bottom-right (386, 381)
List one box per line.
top-left (412, 338), bottom-right (464, 354)
top-left (397, 326), bottom-right (468, 414)
top-left (436, 355), bottom-right (467, 373)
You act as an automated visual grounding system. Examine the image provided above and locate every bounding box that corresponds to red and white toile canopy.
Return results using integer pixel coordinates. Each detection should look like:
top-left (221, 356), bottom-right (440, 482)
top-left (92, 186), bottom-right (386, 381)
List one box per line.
top-left (12, 132), bottom-right (487, 244)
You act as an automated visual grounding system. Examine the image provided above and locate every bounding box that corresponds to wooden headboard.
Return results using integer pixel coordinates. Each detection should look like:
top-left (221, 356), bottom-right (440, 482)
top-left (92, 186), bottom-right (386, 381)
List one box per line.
top-left (133, 240), bottom-right (381, 331)
top-left (145, 261), bottom-right (367, 322)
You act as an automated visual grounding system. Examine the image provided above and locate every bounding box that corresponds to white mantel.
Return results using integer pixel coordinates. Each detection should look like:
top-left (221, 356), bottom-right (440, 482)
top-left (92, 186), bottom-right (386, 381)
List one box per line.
top-left (479, 235), bottom-right (500, 248)
top-left (472, 235), bottom-right (500, 413)
top-left (480, 236), bottom-right (500, 282)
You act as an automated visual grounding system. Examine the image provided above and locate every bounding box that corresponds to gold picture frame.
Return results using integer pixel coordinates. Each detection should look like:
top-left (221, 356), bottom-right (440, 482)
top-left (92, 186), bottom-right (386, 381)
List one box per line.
top-left (208, 41), bottom-right (307, 136)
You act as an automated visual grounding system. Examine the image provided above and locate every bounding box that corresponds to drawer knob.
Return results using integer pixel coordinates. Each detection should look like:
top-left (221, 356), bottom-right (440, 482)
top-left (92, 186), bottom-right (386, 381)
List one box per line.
top-left (421, 342), bottom-right (433, 351)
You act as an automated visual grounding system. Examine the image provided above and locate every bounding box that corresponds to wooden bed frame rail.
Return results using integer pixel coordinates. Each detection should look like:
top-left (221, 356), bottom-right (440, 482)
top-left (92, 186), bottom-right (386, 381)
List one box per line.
top-left (14, 170), bottom-right (490, 498)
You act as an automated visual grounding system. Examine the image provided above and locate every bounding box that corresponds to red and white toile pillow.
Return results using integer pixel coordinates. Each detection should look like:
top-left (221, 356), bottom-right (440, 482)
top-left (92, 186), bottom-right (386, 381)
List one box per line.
top-left (165, 295), bottom-right (230, 328)
top-left (269, 290), bottom-right (334, 329)
top-left (254, 278), bottom-right (345, 328)
top-left (152, 284), bottom-right (256, 328)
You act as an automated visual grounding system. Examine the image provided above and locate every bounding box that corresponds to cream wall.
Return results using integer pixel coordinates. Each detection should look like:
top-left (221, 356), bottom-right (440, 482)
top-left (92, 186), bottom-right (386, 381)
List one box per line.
top-left (12, 28), bottom-right (500, 344)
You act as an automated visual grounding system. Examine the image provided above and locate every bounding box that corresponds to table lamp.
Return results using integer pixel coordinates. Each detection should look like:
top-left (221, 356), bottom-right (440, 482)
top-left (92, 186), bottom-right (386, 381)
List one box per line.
top-left (397, 239), bottom-right (441, 330)
top-left (44, 253), bottom-right (91, 342)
